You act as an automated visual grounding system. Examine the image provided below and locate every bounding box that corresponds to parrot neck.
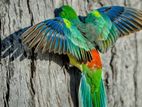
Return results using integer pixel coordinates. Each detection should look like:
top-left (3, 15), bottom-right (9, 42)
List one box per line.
top-left (69, 18), bottom-right (87, 33)
top-left (70, 18), bottom-right (82, 26)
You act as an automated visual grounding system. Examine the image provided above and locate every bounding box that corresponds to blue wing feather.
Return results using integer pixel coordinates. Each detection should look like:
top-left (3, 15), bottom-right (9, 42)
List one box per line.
top-left (98, 6), bottom-right (142, 36)
top-left (93, 6), bottom-right (142, 52)
top-left (22, 17), bottom-right (94, 62)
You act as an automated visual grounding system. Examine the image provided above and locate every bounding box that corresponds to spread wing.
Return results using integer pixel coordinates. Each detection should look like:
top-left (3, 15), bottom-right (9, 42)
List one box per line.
top-left (21, 17), bottom-right (94, 62)
top-left (86, 6), bottom-right (142, 52)
top-left (98, 6), bottom-right (142, 36)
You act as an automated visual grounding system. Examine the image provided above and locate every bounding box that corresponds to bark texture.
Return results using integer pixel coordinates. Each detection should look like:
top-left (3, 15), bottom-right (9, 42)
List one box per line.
top-left (1, 0), bottom-right (142, 107)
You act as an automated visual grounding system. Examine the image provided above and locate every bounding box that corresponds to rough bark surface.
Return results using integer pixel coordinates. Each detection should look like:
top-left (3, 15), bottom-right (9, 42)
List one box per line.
top-left (1, 0), bottom-right (142, 107)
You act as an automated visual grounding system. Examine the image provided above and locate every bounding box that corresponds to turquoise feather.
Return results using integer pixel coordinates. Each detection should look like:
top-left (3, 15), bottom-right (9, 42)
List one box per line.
top-left (79, 75), bottom-right (107, 107)
top-left (79, 6), bottom-right (142, 52)
top-left (79, 74), bottom-right (93, 107)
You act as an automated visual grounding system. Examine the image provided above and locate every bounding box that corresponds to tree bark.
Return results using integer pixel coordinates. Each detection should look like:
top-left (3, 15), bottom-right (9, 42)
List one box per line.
top-left (1, 0), bottom-right (142, 107)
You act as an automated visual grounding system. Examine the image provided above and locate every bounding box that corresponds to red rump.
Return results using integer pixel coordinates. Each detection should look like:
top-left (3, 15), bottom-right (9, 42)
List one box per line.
top-left (87, 49), bottom-right (102, 69)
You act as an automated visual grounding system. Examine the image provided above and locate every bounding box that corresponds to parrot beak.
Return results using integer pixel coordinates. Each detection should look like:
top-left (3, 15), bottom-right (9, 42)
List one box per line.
top-left (54, 8), bottom-right (62, 17)
top-left (78, 16), bottom-right (86, 23)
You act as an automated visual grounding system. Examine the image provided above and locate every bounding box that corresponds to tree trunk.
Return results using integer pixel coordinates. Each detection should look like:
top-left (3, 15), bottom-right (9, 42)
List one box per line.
top-left (1, 0), bottom-right (142, 107)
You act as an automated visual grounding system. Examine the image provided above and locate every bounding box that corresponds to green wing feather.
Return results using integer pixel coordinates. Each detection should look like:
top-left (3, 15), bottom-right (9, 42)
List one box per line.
top-left (22, 17), bottom-right (94, 62)
top-left (81, 6), bottom-right (142, 52)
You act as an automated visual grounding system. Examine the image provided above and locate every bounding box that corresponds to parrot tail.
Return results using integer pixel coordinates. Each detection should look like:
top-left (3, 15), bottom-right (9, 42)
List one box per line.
top-left (78, 73), bottom-right (107, 107)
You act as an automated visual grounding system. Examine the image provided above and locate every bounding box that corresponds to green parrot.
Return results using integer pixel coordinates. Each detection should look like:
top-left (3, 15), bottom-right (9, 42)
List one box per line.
top-left (21, 5), bottom-right (142, 107)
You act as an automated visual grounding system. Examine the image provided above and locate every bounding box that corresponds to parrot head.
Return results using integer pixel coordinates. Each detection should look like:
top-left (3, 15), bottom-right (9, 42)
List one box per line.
top-left (54, 5), bottom-right (78, 20)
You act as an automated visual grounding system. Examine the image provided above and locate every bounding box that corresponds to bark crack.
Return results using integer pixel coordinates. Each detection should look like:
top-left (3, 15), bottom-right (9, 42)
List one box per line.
top-left (109, 47), bottom-right (117, 107)
top-left (30, 49), bottom-right (36, 95)
top-left (27, 0), bottom-right (36, 106)
top-left (134, 34), bottom-right (138, 107)
top-left (4, 70), bottom-right (10, 107)
top-left (4, 60), bottom-right (14, 107)
top-left (7, 7), bottom-right (11, 33)
top-left (110, 47), bottom-right (116, 80)
top-left (27, 0), bottom-right (34, 25)
top-left (0, 19), bottom-right (1, 64)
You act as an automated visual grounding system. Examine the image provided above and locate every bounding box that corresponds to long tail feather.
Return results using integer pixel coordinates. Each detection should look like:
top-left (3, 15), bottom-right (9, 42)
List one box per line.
top-left (79, 74), bottom-right (92, 107)
top-left (79, 73), bottom-right (107, 107)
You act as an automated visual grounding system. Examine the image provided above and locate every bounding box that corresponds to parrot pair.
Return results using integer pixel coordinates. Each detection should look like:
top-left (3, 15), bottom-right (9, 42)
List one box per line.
top-left (21, 5), bottom-right (142, 107)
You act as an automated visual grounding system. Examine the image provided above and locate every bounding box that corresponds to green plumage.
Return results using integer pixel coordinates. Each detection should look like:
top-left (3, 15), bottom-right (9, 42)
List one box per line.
top-left (79, 64), bottom-right (107, 107)
top-left (58, 5), bottom-right (78, 20)
top-left (82, 64), bottom-right (102, 93)
top-left (79, 6), bottom-right (142, 52)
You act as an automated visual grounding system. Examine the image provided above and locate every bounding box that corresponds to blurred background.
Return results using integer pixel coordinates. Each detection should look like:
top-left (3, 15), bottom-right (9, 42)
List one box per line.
top-left (1, 0), bottom-right (142, 107)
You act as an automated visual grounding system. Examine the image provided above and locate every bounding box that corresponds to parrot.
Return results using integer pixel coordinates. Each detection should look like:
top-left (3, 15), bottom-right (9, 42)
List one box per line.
top-left (21, 5), bottom-right (142, 107)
